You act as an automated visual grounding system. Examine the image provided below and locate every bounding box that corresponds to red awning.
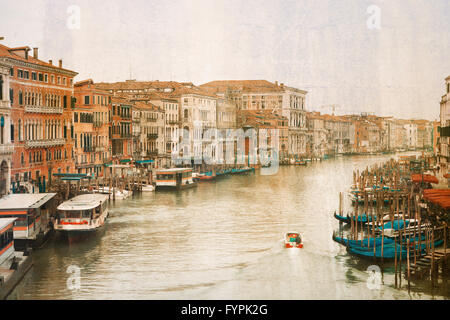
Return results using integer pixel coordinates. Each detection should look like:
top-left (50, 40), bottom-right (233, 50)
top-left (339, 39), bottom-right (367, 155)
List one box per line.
top-left (411, 174), bottom-right (439, 184)
top-left (423, 189), bottom-right (450, 209)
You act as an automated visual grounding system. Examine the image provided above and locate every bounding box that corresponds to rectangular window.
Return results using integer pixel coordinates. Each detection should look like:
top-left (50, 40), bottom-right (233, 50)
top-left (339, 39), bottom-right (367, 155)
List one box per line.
top-left (18, 70), bottom-right (23, 78)
top-left (18, 91), bottom-right (23, 105)
top-left (63, 95), bottom-right (67, 108)
top-left (38, 73), bottom-right (43, 82)
top-left (10, 68), bottom-right (14, 77)
top-left (57, 76), bottom-right (61, 84)
top-left (84, 96), bottom-right (90, 105)
top-left (63, 77), bottom-right (67, 85)
top-left (51, 75), bottom-right (55, 84)
top-left (44, 74), bottom-right (48, 83)
top-left (9, 89), bottom-right (13, 104)
top-left (10, 124), bottom-right (14, 142)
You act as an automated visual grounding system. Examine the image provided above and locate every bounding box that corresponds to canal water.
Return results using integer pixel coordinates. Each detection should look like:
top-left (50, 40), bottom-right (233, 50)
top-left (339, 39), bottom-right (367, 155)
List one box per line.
top-left (8, 154), bottom-right (449, 299)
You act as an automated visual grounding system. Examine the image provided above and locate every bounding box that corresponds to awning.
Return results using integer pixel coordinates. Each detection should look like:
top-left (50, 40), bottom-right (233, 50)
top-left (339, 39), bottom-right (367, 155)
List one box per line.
top-left (136, 160), bottom-right (154, 164)
top-left (411, 174), bottom-right (438, 184)
top-left (120, 159), bottom-right (131, 163)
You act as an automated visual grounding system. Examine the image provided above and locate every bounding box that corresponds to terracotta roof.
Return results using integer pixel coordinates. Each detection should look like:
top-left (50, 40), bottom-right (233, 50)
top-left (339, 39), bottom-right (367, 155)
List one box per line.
top-left (423, 189), bottom-right (450, 209)
top-left (133, 101), bottom-right (163, 112)
top-left (200, 80), bottom-right (284, 94)
top-left (0, 43), bottom-right (77, 75)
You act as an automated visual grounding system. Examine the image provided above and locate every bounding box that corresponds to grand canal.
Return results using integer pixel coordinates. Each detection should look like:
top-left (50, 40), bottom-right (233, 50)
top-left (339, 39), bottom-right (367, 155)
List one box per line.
top-left (8, 154), bottom-right (449, 299)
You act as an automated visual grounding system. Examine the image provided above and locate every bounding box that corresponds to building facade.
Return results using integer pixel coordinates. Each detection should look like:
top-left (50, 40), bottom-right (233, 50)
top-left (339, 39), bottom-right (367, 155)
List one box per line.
top-left (0, 60), bottom-right (13, 196)
top-left (73, 79), bottom-right (112, 177)
top-left (0, 44), bottom-right (77, 193)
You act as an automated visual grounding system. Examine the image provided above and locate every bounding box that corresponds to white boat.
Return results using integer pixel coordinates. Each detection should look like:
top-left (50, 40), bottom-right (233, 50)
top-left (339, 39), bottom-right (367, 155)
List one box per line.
top-left (93, 186), bottom-right (132, 199)
top-left (141, 184), bottom-right (155, 192)
top-left (54, 194), bottom-right (109, 236)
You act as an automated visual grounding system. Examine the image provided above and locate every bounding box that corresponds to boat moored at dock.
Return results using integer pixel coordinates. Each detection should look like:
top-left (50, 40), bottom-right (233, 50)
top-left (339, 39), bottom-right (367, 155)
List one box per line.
top-left (54, 194), bottom-right (109, 237)
top-left (155, 168), bottom-right (197, 190)
top-left (0, 193), bottom-right (57, 251)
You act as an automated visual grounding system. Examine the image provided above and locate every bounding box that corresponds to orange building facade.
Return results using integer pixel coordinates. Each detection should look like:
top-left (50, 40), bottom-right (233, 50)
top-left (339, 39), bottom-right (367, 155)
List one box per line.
top-left (0, 44), bottom-right (77, 192)
top-left (73, 79), bottom-right (112, 177)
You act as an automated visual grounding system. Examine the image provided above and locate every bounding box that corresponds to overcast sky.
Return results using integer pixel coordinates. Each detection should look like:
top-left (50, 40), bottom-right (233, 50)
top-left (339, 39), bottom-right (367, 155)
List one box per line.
top-left (1, 0), bottom-right (449, 120)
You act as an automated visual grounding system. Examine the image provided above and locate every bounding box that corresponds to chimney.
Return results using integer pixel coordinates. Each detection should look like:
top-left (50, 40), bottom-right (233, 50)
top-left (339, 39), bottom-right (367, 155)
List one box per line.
top-left (49, 59), bottom-right (52, 65)
top-left (33, 47), bottom-right (38, 59)
top-left (59, 59), bottom-right (62, 68)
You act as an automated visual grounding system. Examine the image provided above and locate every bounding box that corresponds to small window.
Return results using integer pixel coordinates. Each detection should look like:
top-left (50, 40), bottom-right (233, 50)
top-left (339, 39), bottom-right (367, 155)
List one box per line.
top-left (10, 68), bottom-right (14, 77)
top-left (31, 72), bottom-right (37, 80)
top-left (44, 74), bottom-right (48, 83)
top-left (38, 73), bottom-right (43, 82)
top-left (84, 96), bottom-right (90, 105)
top-left (51, 75), bottom-right (55, 84)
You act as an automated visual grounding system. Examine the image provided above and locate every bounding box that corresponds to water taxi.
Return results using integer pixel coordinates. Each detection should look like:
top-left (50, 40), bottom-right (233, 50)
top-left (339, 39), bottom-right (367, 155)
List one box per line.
top-left (284, 232), bottom-right (303, 248)
top-left (54, 194), bottom-right (109, 236)
top-left (0, 193), bottom-right (57, 250)
top-left (155, 168), bottom-right (197, 190)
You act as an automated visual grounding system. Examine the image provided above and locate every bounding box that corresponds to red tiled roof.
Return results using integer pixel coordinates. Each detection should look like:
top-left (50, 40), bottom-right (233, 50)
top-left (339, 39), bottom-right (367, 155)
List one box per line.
top-left (200, 80), bottom-right (284, 94)
top-left (0, 43), bottom-right (77, 75)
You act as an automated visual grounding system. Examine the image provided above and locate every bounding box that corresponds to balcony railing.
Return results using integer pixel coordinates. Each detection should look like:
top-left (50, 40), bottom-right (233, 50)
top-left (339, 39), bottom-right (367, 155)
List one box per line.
top-left (146, 118), bottom-right (157, 122)
top-left (0, 144), bottom-right (14, 155)
top-left (0, 100), bottom-right (11, 109)
top-left (25, 138), bottom-right (65, 148)
top-left (168, 120), bottom-right (180, 125)
top-left (25, 105), bottom-right (63, 114)
top-left (147, 149), bottom-right (158, 156)
top-left (147, 133), bottom-right (158, 139)
top-left (121, 133), bottom-right (132, 139)
top-left (83, 146), bottom-right (95, 153)
top-left (93, 121), bottom-right (104, 128)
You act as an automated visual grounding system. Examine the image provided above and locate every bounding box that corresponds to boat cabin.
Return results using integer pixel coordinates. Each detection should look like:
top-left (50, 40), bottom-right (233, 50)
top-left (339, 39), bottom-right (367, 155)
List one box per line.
top-left (0, 218), bottom-right (16, 265)
top-left (55, 194), bottom-right (109, 232)
top-left (0, 193), bottom-right (57, 250)
top-left (155, 168), bottom-right (196, 190)
top-left (285, 232), bottom-right (303, 248)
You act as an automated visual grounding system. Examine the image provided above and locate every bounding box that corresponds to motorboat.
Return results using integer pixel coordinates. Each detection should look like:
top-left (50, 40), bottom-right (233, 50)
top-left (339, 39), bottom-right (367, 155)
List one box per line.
top-left (284, 232), bottom-right (303, 248)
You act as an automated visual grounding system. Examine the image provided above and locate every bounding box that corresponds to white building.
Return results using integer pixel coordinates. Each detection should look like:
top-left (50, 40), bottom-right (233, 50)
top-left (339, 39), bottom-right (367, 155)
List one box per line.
top-left (404, 123), bottom-right (418, 150)
top-left (0, 61), bottom-right (13, 197)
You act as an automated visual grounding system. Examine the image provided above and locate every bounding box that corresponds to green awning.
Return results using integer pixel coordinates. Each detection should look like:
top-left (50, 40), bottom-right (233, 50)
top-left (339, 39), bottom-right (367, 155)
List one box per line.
top-left (136, 160), bottom-right (154, 164)
top-left (120, 159), bottom-right (131, 163)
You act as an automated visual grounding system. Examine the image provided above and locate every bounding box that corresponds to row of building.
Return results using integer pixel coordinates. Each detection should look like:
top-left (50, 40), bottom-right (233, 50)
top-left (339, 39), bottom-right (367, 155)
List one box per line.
top-left (0, 40), bottom-right (437, 196)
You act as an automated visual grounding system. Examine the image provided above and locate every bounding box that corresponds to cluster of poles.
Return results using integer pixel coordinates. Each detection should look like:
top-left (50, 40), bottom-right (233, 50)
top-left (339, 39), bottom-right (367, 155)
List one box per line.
top-left (336, 157), bottom-right (449, 287)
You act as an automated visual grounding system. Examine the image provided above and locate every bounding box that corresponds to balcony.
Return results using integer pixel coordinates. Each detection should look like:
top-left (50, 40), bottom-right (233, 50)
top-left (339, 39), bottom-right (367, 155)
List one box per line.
top-left (95, 146), bottom-right (106, 152)
top-left (0, 144), bottom-right (14, 155)
top-left (120, 133), bottom-right (132, 139)
top-left (0, 100), bottom-right (11, 110)
top-left (146, 118), bottom-right (157, 122)
top-left (25, 105), bottom-right (63, 114)
top-left (83, 146), bottom-right (94, 153)
top-left (147, 149), bottom-right (158, 156)
top-left (168, 120), bottom-right (180, 125)
top-left (25, 138), bottom-right (65, 148)
top-left (147, 133), bottom-right (158, 139)
top-left (93, 121), bottom-right (104, 128)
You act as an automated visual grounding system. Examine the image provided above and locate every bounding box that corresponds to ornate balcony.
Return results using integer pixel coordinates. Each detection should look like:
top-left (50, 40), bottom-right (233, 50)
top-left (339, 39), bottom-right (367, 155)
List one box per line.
top-left (25, 138), bottom-right (65, 148)
top-left (147, 133), bottom-right (158, 139)
top-left (25, 105), bottom-right (63, 114)
top-left (0, 144), bottom-right (14, 155)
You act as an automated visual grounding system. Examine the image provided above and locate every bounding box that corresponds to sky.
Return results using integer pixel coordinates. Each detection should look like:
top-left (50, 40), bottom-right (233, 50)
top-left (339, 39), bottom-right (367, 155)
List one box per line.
top-left (1, 0), bottom-right (449, 120)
